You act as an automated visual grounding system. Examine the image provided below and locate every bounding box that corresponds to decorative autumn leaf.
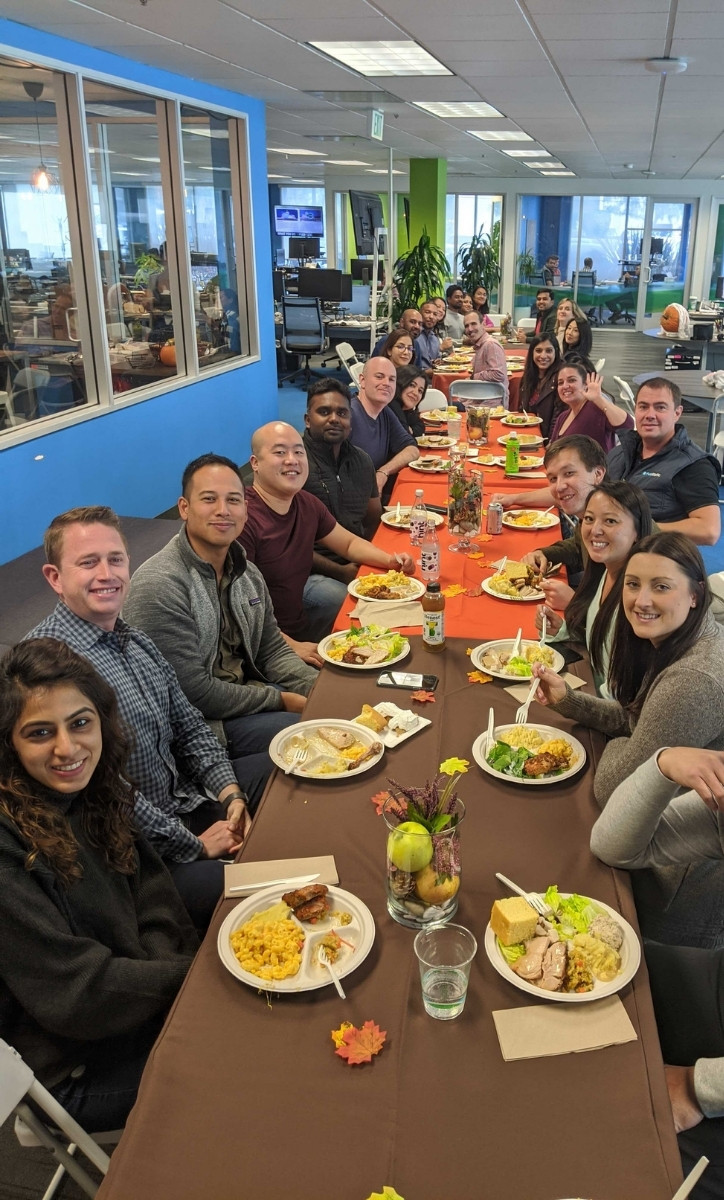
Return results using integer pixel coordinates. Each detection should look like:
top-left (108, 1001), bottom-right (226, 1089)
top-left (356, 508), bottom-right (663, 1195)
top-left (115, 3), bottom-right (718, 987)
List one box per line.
top-left (331, 1021), bottom-right (354, 1049)
top-left (370, 789), bottom-right (406, 819)
top-left (365, 1189), bottom-right (406, 1200)
top-left (410, 689), bottom-right (436, 703)
top-left (335, 1020), bottom-right (387, 1065)
top-left (467, 669), bottom-right (492, 685)
top-left (466, 646), bottom-right (473, 656)
top-left (478, 533), bottom-right (493, 542)
top-left (442, 583), bottom-right (466, 598)
top-left (440, 757), bottom-right (470, 775)
top-left (466, 551), bottom-right (487, 560)
top-left (465, 585), bottom-right (483, 597)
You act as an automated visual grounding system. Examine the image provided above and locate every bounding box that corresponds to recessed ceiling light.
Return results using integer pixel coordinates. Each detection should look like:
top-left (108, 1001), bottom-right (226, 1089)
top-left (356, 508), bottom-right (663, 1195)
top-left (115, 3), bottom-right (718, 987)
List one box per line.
top-left (467, 130), bottom-right (533, 142)
top-left (541, 170), bottom-right (575, 176)
top-left (366, 168), bottom-right (405, 175)
top-left (270, 148), bottom-right (327, 156)
top-left (502, 149), bottom-right (550, 158)
top-left (523, 161), bottom-right (561, 169)
top-left (325, 159), bottom-right (370, 166)
top-left (309, 40), bottom-right (452, 77)
top-left (412, 100), bottom-right (502, 119)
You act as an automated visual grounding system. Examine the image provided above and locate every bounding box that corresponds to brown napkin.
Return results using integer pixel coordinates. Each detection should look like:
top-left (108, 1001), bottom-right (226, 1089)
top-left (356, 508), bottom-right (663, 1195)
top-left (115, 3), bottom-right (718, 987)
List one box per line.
top-left (504, 672), bottom-right (586, 702)
top-left (492, 995), bottom-right (637, 1061)
top-left (349, 599), bottom-right (424, 629)
top-left (224, 855), bottom-right (338, 898)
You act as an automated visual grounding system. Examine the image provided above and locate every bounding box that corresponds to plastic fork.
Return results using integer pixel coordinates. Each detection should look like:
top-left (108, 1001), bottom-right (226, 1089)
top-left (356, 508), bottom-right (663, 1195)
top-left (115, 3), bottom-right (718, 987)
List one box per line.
top-left (514, 676), bottom-right (539, 725)
top-left (319, 946), bottom-right (346, 998)
top-left (486, 706), bottom-right (495, 747)
top-left (284, 746), bottom-right (308, 775)
top-left (495, 871), bottom-right (551, 919)
top-left (511, 626), bottom-right (523, 658)
top-left (539, 613), bottom-right (547, 647)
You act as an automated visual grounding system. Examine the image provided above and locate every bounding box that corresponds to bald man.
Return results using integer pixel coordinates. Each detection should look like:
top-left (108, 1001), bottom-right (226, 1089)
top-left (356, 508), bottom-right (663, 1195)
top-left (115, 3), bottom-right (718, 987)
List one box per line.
top-left (238, 420), bottom-right (416, 649)
top-left (350, 357), bottom-right (419, 499)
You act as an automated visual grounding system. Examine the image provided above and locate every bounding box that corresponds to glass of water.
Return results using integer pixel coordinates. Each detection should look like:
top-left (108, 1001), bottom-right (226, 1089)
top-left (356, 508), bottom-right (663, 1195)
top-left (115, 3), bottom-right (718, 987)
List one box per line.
top-left (413, 923), bottom-right (477, 1020)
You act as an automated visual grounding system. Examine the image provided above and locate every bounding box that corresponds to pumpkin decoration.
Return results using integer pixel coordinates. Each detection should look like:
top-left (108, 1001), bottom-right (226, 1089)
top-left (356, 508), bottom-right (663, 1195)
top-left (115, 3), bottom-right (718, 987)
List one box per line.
top-left (159, 339), bottom-right (176, 367)
top-left (660, 303), bottom-right (691, 338)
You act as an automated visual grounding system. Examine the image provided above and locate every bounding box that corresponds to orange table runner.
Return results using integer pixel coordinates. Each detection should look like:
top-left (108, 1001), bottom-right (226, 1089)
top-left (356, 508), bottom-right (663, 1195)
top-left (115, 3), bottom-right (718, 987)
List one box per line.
top-left (431, 345), bottom-right (527, 407)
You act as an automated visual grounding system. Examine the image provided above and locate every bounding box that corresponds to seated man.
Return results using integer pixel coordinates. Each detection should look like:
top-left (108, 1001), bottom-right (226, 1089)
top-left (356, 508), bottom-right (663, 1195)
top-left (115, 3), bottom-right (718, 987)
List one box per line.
top-left (25, 505), bottom-right (257, 933)
top-left (239, 422), bottom-right (415, 649)
top-left (350, 357), bottom-right (419, 497)
top-left (517, 288), bottom-right (557, 343)
top-left (417, 300), bottom-right (451, 372)
top-left (607, 377), bottom-right (720, 545)
top-left (442, 283), bottom-right (465, 340)
top-left (542, 254), bottom-right (562, 286)
top-left (372, 308), bottom-right (423, 367)
top-left (303, 377), bottom-right (381, 585)
top-left (464, 310), bottom-right (509, 406)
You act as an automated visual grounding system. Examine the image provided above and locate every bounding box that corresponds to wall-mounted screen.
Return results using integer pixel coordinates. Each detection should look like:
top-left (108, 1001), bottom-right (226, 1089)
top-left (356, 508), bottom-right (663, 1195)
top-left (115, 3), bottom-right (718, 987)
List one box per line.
top-left (349, 190), bottom-right (384, 256)
top-left (274, 205), bottom-right (324, 236)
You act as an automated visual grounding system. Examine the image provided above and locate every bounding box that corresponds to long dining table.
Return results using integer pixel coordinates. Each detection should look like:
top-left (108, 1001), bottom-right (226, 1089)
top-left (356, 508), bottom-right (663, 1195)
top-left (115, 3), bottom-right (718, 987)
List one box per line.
top-left (97, 446), bottom-right (684, 1200)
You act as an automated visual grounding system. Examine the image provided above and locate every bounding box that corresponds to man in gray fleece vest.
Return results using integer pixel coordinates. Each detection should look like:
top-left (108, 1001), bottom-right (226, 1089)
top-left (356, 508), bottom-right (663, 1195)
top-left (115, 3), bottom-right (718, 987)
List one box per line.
top-left (124, 453), bottom-right (317, 761)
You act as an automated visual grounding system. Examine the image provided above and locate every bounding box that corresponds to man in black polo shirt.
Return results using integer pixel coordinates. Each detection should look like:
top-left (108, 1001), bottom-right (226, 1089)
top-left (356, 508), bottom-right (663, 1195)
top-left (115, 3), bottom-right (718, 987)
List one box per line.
top-left (607, 377), bottom-right (721, 546)
top-left (303, 377), bottom-right (382, 584)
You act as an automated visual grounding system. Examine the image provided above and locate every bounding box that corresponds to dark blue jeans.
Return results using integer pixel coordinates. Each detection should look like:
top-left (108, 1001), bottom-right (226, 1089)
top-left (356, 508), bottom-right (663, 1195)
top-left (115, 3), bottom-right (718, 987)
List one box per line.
top-left (49, 1024), bottom-right (162, 1131)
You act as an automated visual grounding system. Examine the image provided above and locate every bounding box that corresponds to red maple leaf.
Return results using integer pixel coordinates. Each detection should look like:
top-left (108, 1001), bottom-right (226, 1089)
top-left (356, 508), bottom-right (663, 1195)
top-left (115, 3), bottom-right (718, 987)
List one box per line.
top-left (335, 1020), bottom-right (387, 1065)
top-left (370, 789), bottom-right (392, 816)
top-left (410, 689), bottom-right (436, 703)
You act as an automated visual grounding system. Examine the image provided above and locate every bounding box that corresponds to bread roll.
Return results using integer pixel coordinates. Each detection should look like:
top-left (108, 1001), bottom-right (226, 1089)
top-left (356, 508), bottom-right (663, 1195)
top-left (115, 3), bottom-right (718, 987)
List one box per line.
top-left (490, 896), bottom-right (538, 946)
top-left (355, 704), bottom-right (389, 733)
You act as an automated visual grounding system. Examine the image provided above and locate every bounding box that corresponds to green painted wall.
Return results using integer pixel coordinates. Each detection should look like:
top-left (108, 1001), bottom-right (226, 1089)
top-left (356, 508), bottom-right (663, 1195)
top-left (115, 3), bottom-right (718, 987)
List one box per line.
top-left (408, 159), bottom-right (446, 250)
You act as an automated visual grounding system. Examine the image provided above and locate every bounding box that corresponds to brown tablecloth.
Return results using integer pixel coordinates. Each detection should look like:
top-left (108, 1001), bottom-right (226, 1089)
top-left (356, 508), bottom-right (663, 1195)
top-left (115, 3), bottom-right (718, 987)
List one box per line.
top-left (99, 642), bottom-right (681, 1200)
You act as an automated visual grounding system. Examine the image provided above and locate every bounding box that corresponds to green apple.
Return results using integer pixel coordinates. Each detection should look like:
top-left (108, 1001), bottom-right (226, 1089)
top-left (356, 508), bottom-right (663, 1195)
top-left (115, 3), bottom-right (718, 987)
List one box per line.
top-left (387, 821), bottom-right (433, 873)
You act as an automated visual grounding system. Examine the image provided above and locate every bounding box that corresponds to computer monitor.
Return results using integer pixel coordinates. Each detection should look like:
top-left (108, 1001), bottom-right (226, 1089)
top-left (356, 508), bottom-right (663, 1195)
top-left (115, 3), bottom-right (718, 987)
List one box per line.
top-left (297, 268), bottom-right (343, 301)
top-left (339, 274), bottom-right (352, 303)
top-left (350, 258), bottom-right (384, 285)
top-left (288, 236), bottom-right (320, 261)
top-left (272, 270), bottom-right (286, 302)
top-left (349, 190), bottom-right (384, 256)
top-left (273, 205), bottom-right (324, 237)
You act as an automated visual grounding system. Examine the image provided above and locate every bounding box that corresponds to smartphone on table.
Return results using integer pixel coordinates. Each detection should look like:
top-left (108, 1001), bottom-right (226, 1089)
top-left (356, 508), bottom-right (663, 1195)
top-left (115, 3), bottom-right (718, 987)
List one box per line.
top-left (377, 671), bottom-right (439, 691)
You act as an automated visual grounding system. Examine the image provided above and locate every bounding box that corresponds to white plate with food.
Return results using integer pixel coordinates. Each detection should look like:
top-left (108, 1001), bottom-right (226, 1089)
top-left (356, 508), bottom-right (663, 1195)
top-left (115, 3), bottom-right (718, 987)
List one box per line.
top-left (353, 701), bottom-right (432, 748)
top-left (470, 639), bottom-right (565, 680)
top-left (502, 509), bottom-right (560, 531)
top-left (417, 434), bottom-right (456, 448)
top-left (487, 405), bottom-right (507, 418)
top-left (482, 570), bottom-right (545, 602)
top-left (500, 414), bottom-right (543, 427)
top-left (423, 410), bottom-right (448, 423)
top-left (410, 456), bottom-right (449, 473)
top-left (381, 507), bottom-right (444, 531)
top-left (218, 883), bottom-right (375, 993)
top-left (348, 572), bottom-right (426, 604)
top-left (318, 627), bottom-right (410, 670)
top-left (472, 453), bottom-right (497, 467)
top-left (497, 432), bottom-right (545, 449)
top-left (269, 720), bottom-right (384, 779)
top-left (492, 455), bottom-right (544, 470)
top-left (485, 888), bottom-right (640, 1003)
top-left (472, 723), bottom-right (586, 786)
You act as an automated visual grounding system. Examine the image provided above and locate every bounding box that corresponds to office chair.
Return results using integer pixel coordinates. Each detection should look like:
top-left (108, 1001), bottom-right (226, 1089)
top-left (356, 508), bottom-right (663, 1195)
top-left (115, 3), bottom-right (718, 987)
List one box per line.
top-left (448, 380), bottom-right (507, 407)
top-left (279, 296), bottom-right (327, 387)
top-left (573, 270), bottom-right (600, 325)
top-left (0, 1039), bottom-right (119, 1199)
top-left (528, 273), bottom-right (546, 288)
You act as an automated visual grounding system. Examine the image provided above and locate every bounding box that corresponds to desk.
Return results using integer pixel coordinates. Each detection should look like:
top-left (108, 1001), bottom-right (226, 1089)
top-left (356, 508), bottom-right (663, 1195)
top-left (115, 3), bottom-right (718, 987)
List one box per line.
top-left (98, 641), bottom-right (681, 1200)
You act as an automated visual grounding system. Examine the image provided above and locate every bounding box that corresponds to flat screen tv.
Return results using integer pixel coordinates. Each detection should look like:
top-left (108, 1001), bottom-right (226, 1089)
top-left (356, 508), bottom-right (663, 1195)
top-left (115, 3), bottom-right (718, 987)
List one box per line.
top-left (274, 205), bottom-right (324, 237)
top-left (349, 190), bottom-right (384, 256)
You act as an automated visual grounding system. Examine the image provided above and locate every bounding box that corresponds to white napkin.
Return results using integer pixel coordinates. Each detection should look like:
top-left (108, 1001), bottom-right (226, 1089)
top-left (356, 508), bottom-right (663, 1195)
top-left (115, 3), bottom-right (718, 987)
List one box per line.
top-left (349, 599), bottom-right (424, 629)
top-left (504, 672), bottom-right (587, 702)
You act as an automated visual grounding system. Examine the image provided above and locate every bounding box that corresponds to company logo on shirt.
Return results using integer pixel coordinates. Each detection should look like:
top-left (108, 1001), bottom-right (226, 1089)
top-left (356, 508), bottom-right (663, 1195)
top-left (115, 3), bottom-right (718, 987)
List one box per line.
top-left (249, 596), bottom-right (261, 606)
top-left (639, 470), bottom-right (662, 478)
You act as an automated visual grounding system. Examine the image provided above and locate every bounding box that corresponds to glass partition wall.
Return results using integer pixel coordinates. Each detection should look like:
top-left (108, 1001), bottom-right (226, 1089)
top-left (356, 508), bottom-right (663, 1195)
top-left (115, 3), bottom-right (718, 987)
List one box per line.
top-left (0, 53), bottom-right (256, 436)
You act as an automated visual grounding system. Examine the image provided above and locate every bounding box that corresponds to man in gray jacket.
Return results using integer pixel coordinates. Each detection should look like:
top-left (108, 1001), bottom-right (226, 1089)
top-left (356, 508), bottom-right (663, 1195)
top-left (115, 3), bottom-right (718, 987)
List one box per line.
top-left (124, 453), bottom-right (317, 765)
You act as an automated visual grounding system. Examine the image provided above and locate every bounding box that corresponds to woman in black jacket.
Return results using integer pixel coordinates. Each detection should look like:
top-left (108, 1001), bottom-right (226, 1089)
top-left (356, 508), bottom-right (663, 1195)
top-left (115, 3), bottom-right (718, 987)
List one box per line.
top-left (518, 332), bottom-right (563, 438)
top-left (0, 638), bottom-right (197, 1130)
top-left (388, 364), bottom-right (428, 438)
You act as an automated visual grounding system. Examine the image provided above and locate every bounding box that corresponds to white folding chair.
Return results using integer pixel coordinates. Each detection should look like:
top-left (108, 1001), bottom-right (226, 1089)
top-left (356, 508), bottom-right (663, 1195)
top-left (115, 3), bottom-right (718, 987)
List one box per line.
top-left (0, 1039), bottom-right (119, 1199)
top-left (613, 376), bottom-right (635, 417)
top-left (486, 313), bottom-right (502, 330)
top-left (517, 317), bottom-right (536, 335)
top-left (335, 340), bottom-right (361, 385)
top-left (419, 386), bottom-right (447, 412)
top-left (448, 380), bottom-right (507, 408)
top-left (594, 357), bottom-right (606, 373)
top-left (106, 321), bottom-right (129, 343)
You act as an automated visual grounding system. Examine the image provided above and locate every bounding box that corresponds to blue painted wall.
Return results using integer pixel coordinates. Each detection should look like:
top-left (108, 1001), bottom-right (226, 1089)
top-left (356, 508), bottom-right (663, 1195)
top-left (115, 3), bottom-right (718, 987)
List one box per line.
top-left (0, 19), bottom-right (278, 563)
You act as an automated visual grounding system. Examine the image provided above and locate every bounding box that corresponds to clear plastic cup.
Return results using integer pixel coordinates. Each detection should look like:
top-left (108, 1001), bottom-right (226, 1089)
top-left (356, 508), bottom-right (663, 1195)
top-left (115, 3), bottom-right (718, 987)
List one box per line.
top-left (413, 923), bottom-right (477, 1020)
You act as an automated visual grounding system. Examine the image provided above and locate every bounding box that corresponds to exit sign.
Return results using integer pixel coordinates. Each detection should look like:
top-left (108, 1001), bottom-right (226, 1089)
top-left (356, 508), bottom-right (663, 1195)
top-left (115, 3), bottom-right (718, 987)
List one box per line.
top-left (369, 109), bottom-right (384, 141)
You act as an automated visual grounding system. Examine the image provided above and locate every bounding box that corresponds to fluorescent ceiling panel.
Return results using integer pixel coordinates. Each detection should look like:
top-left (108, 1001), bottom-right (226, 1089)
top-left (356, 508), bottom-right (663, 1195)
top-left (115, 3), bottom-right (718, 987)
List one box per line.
top-left (502, 149), bottom-right (550, 157)
top-left (309, 41), bottom-right (452, 76)
top-left (269, 147), bottom-right (327, 156)
top-left (467, 130), bottom-right (533, 142)
top-left (366, 168), bottom-right (405, 175)
top-left (541, 170), bottom-right (575, 176)
top-left (325, 159), bottom-right (370, 165)
top-left (524, 160), bottom-right (562, 168)
top-left (412, 100), bottom-right (503, 118)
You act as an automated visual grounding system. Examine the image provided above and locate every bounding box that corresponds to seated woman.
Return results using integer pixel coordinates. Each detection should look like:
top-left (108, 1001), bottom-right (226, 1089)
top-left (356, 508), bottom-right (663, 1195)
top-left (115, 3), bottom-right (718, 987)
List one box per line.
top-left (0, 638), bottom-right (197, 1130)
top-left (590, 744), bottom-right (724, 1199)
top-left (460, 292), bottom-right (474, 314)
top-left (389, 364), bottom-right (427, 438)
top-left (536, 480), bottom-right (653, 696)
top-left (562, 316), bottom-right (593, 361)
top-left (380, 328), bottom-right (414, 371)
top-left (534, 531), bottom-right (724, 946)
top-left (517, 332), bottom-right (562, 438)
top-left (549, 362), bottom-right (633, 454)
top-left (554, 297), bottom-right (587, 350)
top-left (472, 285), bottom-right (495, 329)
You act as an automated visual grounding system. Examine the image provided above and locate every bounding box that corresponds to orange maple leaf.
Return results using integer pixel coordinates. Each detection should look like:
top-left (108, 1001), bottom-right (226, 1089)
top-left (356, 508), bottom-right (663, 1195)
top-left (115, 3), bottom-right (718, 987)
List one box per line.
top-left (370, 789), bottom-right (406, 818)
top-left (478, 533), bottom-right (493, 542)
top-left (410, 689), bottom-right (436, 703)
top-left (442, 583), bottom-right (466, 598)
top-left (467, 669), bottom-right (492, 685)
top-left (466, 646), bottom-right (473, 656)
top-left (466, 551), bottom-right (486, 560)
top-left (335, 1020), bottom-right (387, 1065)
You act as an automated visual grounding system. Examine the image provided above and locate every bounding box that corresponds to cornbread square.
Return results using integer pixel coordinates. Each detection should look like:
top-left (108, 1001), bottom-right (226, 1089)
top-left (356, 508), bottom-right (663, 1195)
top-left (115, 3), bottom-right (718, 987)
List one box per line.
top-left (490, 896), bottom-right (539, 946)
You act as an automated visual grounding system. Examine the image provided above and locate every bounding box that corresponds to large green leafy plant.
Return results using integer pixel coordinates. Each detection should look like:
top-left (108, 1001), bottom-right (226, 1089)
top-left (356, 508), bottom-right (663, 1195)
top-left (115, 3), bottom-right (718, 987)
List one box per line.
top-left (392, 229), bottom-right (450, 321)
top-left (457, 225), bottom-right (501, 297)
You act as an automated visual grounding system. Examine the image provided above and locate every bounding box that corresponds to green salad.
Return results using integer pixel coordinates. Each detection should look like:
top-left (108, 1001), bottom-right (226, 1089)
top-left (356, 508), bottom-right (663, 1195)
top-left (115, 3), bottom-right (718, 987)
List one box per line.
top-left (325, 625), bottom-right (407, 666)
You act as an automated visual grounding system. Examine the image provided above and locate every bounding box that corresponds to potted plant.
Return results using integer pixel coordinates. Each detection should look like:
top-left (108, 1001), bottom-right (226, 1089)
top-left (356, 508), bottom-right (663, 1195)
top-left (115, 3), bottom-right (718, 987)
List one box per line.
top-left (392, 229), bottom-right (451, 321)
top-left (516, 247), bottom-right (537, 283)
top-left (457, 226), bottom-right (501, 299)
top-left (134, 251), bottom-right (163, 288)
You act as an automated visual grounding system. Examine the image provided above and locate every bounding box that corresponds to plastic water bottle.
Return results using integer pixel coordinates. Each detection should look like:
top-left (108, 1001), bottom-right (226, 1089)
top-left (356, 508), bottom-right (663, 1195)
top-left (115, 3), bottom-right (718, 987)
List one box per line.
top-left (420, 518), bottom-right (440, 581)
top-left (409, 489), bottom-right (428, 546)
top-left (505, 431), bottom-right (520, 475)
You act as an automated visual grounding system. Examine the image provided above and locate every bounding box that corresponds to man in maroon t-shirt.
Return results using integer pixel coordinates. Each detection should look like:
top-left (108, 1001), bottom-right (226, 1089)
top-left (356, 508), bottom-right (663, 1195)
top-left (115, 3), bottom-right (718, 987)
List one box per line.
top-left (238, 422), bottom-right (416, 659)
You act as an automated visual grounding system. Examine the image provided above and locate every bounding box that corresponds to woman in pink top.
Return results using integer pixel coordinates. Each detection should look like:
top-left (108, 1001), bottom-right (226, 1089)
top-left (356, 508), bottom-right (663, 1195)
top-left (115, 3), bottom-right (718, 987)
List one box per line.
top-left (472, 284), bottom-right (495, 329)
top-left (549, 362), bottom-right (633, 454)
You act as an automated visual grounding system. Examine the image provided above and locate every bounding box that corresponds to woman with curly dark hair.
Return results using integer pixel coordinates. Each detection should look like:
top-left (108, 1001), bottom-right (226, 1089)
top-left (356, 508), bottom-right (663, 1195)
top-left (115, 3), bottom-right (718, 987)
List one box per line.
top-left (0, 638), bottom-right (197, 1129)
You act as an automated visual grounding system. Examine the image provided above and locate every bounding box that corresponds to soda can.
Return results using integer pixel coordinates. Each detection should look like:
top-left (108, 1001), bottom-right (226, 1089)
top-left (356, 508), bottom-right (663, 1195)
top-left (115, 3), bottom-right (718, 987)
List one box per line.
top-left (486, 501), bottom-right (503, 535)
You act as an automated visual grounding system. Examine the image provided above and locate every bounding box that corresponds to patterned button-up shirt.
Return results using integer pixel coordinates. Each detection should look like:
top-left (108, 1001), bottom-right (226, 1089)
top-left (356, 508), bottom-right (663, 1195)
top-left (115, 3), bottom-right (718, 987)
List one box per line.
top-left (27, 603), bottom-right (237, 862)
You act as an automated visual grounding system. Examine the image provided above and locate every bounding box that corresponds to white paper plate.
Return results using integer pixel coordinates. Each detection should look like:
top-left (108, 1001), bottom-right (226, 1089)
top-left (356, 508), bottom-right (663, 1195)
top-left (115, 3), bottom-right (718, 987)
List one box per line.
top-left (381, 508), bottom-right (444, 530)
top-left (492, 455), bottom-right (544, 470)
top-left (484, 892), bottom-right (640, 1003)
top-left (502, 509), bottom-right (560, 531)
top-left (410, 457), bottom-right (449, 473)
top-left (500, 414), bottom-right (543, 427)
top-left (218, 884), bottom-right (375, 993)
top-left (472, 723), bottom-right (586, 786)
top-left (417, 435), bottom-right (455, 448)
top-left (423, 413), bottom-right (448, 424)
top-left (481, 577), bottom-right (545, 602)
top-left (317, 629), bottom-right (410, 670)
top-left (470, 639), bottom-right (565, 680)
top-left (269, 719), bottom-right (384, 779)
top-left (353, 701), bottom-right (432, 748)
top-left (348, 575), bottom-right (426, 604)
top-left (497, 433), bottom-right (545, 448)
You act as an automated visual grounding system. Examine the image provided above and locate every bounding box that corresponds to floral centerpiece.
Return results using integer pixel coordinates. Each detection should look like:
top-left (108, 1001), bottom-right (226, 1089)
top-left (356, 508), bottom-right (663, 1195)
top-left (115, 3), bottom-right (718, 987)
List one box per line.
top-left (383, 759), bottom-right (467, 928)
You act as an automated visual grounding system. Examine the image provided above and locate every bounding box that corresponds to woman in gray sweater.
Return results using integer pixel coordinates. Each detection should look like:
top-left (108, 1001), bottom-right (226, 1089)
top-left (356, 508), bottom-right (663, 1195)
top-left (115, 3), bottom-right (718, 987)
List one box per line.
top-left (533, 532), bottom-right (724, 946)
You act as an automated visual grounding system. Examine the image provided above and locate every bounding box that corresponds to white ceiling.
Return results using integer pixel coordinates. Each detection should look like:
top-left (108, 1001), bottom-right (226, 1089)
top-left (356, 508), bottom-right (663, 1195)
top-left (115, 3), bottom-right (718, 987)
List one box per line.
top-left (1, 0), bottom-right (724, 185)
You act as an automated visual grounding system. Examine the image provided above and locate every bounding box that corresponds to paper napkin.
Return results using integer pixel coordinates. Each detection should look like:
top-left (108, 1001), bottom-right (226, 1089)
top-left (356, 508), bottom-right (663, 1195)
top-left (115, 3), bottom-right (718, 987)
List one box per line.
top-left (349, 599), bottom-right (424, 629)
top-left (492, 995), bottom-right (637, 1061)
top-left (224, 855), bottom-right (338, 899)
top-left (504, 672), bottom-right (587, 702)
